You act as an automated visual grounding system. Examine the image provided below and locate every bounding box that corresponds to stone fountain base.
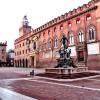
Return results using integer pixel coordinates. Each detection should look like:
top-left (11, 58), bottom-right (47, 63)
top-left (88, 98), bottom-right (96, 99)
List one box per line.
top-left (45, 67), bottom-right (88, 75)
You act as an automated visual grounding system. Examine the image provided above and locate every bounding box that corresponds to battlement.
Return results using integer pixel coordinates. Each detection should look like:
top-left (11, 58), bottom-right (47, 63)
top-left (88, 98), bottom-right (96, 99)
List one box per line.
top-left (0, 41), bottom-right (7, 46)
top-left (33, 0), bottom-right (99, 34)
top-left (14, 0), bottom-right (100, 44)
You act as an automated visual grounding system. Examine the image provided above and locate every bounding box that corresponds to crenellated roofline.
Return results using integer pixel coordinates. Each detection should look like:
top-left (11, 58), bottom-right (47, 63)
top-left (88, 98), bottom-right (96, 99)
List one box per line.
top-left (0, 42), bottom-right (7, 46)
top-left (33, 0), bottom-right (99, 34)
top-left (15, 0), bottom-right (99, 44)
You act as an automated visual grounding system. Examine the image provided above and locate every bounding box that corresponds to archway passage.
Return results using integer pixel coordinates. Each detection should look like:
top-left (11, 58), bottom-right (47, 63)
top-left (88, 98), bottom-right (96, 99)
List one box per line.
top-left (25, 59), bottom-right (28, 68)
top-left (22, 59), bottom-right (25, 67)
top-left (76, 42), bottom-right (87, 67)
top-left (18, 60), bottom-right (20, 67)
top-left (20, 59), bottom-right (21, 67)
top-left (31, 56), bottom-right (34, 67)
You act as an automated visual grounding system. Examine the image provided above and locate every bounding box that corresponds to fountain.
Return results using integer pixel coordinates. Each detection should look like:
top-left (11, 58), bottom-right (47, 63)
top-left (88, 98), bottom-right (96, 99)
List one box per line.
top-left (31, 34), bottom-right (98, 79)
top-left (55, 34), bottom-right (77, 68)
top-left (45, 34), bottom-right (88, 75)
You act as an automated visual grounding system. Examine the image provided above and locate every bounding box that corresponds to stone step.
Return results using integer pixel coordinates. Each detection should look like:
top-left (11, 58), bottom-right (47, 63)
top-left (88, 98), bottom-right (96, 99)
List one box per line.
top-left (76, 63), bottom-right (86, 67)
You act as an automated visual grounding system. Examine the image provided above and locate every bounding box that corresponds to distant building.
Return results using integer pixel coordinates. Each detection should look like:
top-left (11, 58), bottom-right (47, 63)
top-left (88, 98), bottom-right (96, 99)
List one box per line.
top-left (14, 0), bottom-right (100, 70)
top-left (0, 42), bottom-right (7, 66)
top-left (14, 15), bottom-right (33, 67)
top-left (6, 49), bottom-right (14, 67)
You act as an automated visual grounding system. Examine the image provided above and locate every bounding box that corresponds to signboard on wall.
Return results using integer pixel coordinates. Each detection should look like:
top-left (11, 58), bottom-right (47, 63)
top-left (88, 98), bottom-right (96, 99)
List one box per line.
top-left (87, 42), bottom-right (100, 55)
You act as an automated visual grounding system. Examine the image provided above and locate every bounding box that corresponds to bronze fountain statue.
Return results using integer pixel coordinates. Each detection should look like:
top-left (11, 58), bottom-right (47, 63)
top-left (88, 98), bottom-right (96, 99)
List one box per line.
top-left (55, 34), bottom-right (77, 68)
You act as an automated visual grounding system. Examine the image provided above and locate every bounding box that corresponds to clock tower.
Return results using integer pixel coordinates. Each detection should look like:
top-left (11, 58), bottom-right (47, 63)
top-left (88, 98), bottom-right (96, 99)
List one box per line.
top-left (22, 15), bottom-right (29, 26)
top-left (19, 15), bottom-right (31, 36)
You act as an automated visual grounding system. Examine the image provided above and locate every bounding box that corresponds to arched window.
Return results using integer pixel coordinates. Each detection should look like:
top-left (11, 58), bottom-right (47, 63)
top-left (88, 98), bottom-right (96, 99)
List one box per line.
top-left (78, 31), bottom-right (84, 42)
top-left (43, 39), bottom-right (46, 50)
top-left (53, 36), bottom-right (58, 48)
top-left (68, 32), bottom-right (74, 45)
top-left (48, 38), bottom-right (52, 49)
top-left (54, 27), bottom-right (57, 32)
top-left (88, 27), bottom-right (95, 40)
top-left (60, 24), bottom-right (63, 30)
top-left (39, 42), bottom-right (42, 51)
top-left (43, 32), bottom-right (45, 36)
top-left (48, 30), bottom-right (50, 35)
top-left (33, 41), bottom-right (36, 50)
top-left (86, 13), bottom-right (91, 21)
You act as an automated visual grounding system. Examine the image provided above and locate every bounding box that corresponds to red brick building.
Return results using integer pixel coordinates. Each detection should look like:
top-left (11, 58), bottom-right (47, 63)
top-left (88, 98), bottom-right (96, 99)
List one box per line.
top-left (0, 42), bottom-right (7, 66)
top-left (14, 0), bottom-right (100, 70)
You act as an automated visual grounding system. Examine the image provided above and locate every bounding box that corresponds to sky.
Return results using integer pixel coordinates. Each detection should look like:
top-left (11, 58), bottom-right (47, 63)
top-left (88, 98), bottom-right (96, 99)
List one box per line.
top-left (0, 0), bottom-right (90, 50)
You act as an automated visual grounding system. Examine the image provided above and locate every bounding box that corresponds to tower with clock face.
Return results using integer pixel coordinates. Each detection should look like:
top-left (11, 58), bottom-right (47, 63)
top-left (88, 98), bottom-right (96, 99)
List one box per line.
top-left (22, 15), bottom-right (29, 26)
top-left (19, 15), bottom-right (31, 36)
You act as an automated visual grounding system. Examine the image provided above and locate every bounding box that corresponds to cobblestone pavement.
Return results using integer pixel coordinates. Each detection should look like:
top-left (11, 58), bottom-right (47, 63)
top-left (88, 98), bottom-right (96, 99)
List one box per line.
top-left (0, 67), bottom-right (100, 100)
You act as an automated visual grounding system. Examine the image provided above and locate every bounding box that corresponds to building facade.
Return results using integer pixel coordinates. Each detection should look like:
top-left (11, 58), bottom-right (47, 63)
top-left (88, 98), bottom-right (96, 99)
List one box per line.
top-left (6, 49), bottom-right (15, 67)
top-left (14, 15), bottom-right (33, 67)
top-left (0, 42), bottom-right (7, 66)
top-left (14, 0), bottom-right (100, 70)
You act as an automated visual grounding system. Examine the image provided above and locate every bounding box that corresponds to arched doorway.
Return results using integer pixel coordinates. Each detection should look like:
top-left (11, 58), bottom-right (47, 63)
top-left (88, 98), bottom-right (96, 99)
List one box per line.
top-left (78, 51), bottom-right (84, 61)
top-left (15, 60), bottom-right (16, 67)
top-left (22, 59), bottom-right (25, 67)
top-left (25, 59), bottom-right (28, 68)
top-left (31, 56), bottom-right (34, 67)
top-left (18, 60), bottom-right (20, 67)
top-left (19, 59), bottom-right (21, 67)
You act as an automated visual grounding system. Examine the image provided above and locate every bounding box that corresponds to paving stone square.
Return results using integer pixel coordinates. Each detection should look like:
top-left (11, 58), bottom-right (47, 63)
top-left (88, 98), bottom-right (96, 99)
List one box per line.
top-left (0, 68), bottom-right (100, 100)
